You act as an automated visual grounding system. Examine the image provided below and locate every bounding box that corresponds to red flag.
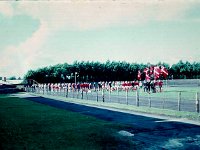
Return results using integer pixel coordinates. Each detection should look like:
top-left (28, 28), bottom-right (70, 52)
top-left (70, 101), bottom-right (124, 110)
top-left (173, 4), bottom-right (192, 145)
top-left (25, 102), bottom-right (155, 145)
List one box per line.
top-left (161, 66), bottom-right (168, 78)
top-left (150, 66), bottom-right (154, 75)
top-left (137, 70), bottom-right (141, 80)
top-left (154, 66), bottom-right (161, 80)
top-left (143, 67), bottom-right (149, 75)
top-left (143, 67), bottom-right (150, 81)
top-left (145, 73), bottom-right (151, 81)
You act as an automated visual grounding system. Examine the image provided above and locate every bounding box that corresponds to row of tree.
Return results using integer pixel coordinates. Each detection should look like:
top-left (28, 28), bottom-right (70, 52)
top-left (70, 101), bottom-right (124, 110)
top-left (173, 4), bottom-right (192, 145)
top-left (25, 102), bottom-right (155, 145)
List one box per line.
top-left (24, 60), bottom-right (200, 83)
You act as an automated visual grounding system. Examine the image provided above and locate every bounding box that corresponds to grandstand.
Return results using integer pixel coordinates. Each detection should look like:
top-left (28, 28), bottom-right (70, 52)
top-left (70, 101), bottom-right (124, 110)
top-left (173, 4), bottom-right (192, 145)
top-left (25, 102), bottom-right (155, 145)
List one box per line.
top-left (0, 79), bottom-right (24, 94)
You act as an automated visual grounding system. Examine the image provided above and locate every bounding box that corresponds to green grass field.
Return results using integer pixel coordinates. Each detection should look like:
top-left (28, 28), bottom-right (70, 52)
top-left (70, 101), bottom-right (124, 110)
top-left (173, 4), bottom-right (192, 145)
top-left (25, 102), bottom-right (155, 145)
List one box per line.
top-left (103, 86), bottom-right (200, 101)
top-left (0, 94), bottom-right (140, 149)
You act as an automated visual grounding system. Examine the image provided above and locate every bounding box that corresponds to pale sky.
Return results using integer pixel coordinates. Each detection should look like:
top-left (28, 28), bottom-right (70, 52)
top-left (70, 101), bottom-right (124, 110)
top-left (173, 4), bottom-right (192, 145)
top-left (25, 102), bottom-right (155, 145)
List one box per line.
top-left (0, 0), bottom-right (200, 77)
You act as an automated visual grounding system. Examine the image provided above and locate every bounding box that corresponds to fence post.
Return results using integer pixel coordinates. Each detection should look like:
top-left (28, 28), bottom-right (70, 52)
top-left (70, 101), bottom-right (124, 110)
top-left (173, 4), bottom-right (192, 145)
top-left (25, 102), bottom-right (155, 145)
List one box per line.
top-left (81, 90), bottom-right (83, 99)
top-left (178, 92), bottom-right (181, 111)
top-left (109, 89), bottom-right (111, 101)
top-left (77, 90), bottom-right (79, 98)
top-left (117, 87), bottom-right (120, 103)
top-left (66, 88), bottom-right (68, 98)
top-left (36, 86), bottom-right (38, 93)
top-left (43, 84), bottom-right (44, 95)
top-left (148, 93), bottom-right (151, 108)
top-left (126, 89), bottom-right (128, 105)
top-left (63, 88), bottom-right (65, 97)
top-left (136, 89), bottom-right (139, 107)
top-left (73, 89), bottom-right (75, 98)
top-left (34, 87), bottom-right (36, 93)
top-left (196, 92), bottom-right (199, 113)
top-left (86, 90), bottom-right (88, 100)
top-left (102, 89), bottom-right (105, 102)
top-left (162, 97), bottom-right (165, 109)
top-left (48, 87), bottom-right (50, 95)
top-left (96, 90), bottom-right (98, 102)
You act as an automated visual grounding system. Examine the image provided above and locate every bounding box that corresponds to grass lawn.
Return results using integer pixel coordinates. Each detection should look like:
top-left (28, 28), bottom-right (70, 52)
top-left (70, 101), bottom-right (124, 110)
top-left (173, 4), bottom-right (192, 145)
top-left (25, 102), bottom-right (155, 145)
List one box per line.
top-left (102, 86), bottom-right (200, 101)
top-left (0, 94), bottom-right (140, 150)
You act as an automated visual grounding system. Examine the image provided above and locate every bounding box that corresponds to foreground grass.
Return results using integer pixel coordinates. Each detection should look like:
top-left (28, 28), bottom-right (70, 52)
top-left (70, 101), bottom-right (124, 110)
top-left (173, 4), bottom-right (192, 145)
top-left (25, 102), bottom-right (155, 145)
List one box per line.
top-left (0, 95), bottom-right (139, 149)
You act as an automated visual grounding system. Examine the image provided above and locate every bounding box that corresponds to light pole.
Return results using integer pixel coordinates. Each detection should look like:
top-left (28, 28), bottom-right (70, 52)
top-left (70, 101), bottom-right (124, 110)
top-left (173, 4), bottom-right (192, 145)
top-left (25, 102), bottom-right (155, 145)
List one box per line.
top-left (75, 72), bottom-right (78, 85)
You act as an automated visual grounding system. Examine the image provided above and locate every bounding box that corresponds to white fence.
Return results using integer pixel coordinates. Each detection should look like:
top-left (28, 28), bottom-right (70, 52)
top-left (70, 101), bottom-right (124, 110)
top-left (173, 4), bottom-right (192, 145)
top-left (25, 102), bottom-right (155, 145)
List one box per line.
top-left (25, 86), bottom-right (200, 113)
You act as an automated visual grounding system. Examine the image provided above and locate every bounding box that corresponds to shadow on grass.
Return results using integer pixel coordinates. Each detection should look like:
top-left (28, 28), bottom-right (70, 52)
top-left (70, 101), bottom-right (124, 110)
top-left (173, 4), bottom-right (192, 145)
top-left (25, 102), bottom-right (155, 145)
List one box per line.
top-left (0, 95), bottom-right (141, 150)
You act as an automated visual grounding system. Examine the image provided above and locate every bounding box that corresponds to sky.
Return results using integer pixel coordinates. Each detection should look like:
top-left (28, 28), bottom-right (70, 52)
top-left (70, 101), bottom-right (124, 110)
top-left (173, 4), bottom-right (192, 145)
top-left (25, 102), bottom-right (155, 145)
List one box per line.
top-left (0, 0), bottom-right (200, 78)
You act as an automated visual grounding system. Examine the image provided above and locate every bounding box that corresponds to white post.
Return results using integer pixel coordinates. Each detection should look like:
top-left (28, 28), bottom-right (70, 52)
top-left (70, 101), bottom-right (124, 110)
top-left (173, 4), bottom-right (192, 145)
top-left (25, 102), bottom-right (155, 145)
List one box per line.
top-left (162, 97), bottom-right (165, 109)
top-left (102, 89), bottom-right (105, 102)
top-left (81, 89), bottom-right (83, 99)
top-left (178, 92), bottom-right (181, 111)
top-left (136, 89), bottom-right (139, 107)
top-left (77, 90), bottom-right (79, 98)
top-left (126, 89), bottom-right (128, 105)
top-left (75, 72), bottom-right (76, 84)
top-left (96, 90), bottom-right (98, 102)
top-left (109, 88), bottom-right (111, 101)
top-left (43, 84), bottom-right (44, 95)
top-left (148, 93), bottom-right (151, 108)
top-left (117, 87), bottom-right (119, 103)
top-left (86, 90), bottom-right (88, 100)
top-left (196, 92), bottom-right (199, 113)
top-left (75, 72), bottom-right (77, 90)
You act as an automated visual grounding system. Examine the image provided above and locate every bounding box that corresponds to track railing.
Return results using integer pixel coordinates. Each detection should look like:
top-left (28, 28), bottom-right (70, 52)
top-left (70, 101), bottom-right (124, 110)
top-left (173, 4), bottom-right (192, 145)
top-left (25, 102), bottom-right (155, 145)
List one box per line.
top-left (25, 86), bottom-right (200, 113)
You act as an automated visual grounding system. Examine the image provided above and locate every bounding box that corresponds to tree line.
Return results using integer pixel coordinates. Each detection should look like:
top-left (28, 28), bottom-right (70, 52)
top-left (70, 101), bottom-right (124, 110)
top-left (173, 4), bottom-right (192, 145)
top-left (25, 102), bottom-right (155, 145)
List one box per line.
top-left (24, 60), bottom-right (200, 83)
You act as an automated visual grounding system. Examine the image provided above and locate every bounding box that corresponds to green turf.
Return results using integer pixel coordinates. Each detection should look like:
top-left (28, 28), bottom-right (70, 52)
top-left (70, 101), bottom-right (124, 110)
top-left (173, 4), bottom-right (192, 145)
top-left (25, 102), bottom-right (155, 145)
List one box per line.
top-left (102, 86), bottom-right (200, 101)
top-left (0, 95), bottom-right (140, 150)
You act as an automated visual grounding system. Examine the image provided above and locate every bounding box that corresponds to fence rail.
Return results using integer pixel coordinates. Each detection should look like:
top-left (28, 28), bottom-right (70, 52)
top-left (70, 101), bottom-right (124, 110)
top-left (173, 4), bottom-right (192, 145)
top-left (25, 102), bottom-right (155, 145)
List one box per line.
top-left (25, 87), bottom-right (200, 113)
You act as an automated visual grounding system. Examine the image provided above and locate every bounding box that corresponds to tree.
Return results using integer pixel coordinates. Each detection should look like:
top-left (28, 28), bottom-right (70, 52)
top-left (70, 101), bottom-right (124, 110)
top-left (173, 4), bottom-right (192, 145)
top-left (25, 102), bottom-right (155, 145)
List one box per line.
top-left (23, 60), bottom-right (200, 83)
top-left (8, 76), bottom-right (16, 80)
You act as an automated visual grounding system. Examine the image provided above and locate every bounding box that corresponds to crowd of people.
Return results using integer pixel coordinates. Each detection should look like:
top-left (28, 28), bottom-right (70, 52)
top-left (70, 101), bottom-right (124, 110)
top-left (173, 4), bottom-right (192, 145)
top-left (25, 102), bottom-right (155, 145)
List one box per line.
top-left (143, 80), bottom-right (163, 93)
top-left (27, 80), bottom-right (163, 93)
